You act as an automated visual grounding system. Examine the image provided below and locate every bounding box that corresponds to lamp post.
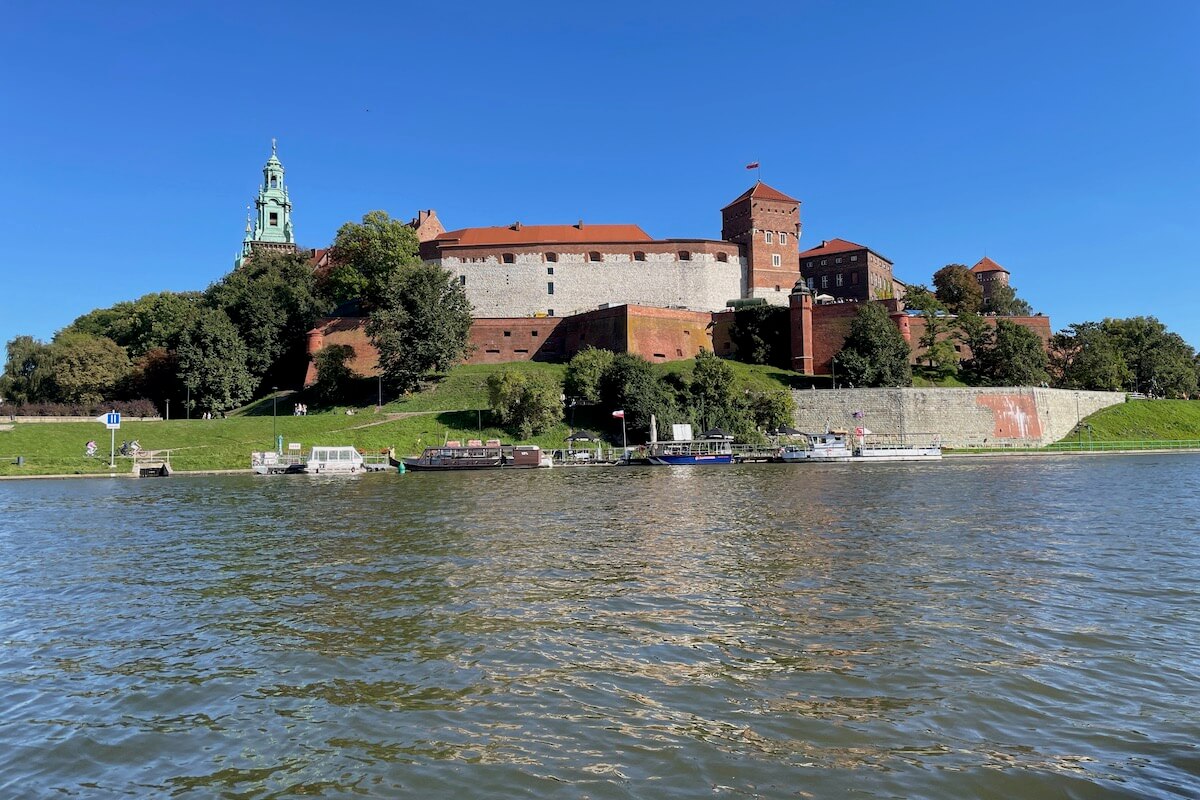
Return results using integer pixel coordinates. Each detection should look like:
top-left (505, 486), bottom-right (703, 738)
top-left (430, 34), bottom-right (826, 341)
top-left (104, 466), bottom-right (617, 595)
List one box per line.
top-left (377, 375), bottom-right (383, 411)
top-left (831, 355), bottom-right (838, 390)
top-left (272, 386), bottom-right (278, 453)
top-left (186, 383), bottom-right (191, 420)
top-left (165, 399), bottom-right (170, 421)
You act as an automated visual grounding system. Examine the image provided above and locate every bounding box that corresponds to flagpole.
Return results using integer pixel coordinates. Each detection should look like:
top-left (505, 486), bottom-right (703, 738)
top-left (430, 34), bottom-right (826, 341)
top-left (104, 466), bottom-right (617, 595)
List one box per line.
top-left (622, 416), bottom-right (627, 453)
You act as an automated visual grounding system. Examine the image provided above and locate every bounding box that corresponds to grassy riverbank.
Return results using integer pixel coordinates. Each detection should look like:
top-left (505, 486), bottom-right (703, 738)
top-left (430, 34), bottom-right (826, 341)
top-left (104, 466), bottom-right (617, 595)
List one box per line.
top-left (1069, 399), bottom-right (1200, 443)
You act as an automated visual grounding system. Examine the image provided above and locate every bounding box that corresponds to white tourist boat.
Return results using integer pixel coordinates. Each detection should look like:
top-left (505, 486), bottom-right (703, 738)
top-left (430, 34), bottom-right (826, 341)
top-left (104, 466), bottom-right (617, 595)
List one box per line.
top-left (779, 431), bottom-right (942, 463)
top-left (251, 446), bottom-right (392, 475)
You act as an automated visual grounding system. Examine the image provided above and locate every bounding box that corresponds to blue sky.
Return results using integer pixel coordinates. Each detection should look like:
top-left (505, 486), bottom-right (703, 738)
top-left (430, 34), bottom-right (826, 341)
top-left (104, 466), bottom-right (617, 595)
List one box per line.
top-left (2, 1), bottom-right (1198, 348)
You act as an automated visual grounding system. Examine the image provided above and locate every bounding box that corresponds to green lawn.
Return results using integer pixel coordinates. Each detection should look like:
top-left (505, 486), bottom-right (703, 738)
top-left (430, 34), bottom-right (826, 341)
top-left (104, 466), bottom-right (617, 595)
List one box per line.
top-left (1070, 399), bottom-right (1200, 443)
top-left (382, 361), bottom-right (567, 412)
top-left (654, 359), bottom-right (817, 392)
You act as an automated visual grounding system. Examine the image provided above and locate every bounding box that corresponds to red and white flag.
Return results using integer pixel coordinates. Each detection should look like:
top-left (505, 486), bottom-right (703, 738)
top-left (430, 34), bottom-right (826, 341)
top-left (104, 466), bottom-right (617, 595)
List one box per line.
top-left (612, 410), bottom-right (625, 419)
top-left (745, 161), bottom-right (760, 170)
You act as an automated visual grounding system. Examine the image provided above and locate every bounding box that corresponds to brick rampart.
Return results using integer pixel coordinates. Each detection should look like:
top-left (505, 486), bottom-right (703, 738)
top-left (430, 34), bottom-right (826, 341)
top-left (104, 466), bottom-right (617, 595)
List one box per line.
top-left (789, 387), bottom-right (1124, 448)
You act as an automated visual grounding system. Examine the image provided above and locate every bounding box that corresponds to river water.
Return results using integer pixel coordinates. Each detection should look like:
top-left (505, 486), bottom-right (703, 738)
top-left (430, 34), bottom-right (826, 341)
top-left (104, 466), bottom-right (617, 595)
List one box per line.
top-left (1, 456), bottom-right (1197, 799)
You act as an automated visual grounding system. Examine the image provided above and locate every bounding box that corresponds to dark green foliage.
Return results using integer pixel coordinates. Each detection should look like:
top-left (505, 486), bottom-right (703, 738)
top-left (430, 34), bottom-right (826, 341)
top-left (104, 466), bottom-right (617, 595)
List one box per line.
top-left (599, 353), bottom-right (679, 440)
top-left (688, 350), bottom-right (752, 436)
top-left (1050, 322), bottom-right (1131, 391)
top-left (206, 251), bottom-right (327, 388)
top-left (486, 369), bottom-right (564, 438)
top-left (48, 332), bottom-right (131, 405)
top-left (975, 320), bottom-right (1048, 386)
top-left (982, 283), bottom-right (1033, 316)
top-left (564, 347), bottom-right (615, 404)
top-left (312, 345), bottom-right (358, 406)
top-left (729, 305), bottom-right (790, 367)
top-left (836, 303), bottom-right (912, 387)
top-left (0, 335), bottom-right (55, 404)
top-left (63, 291), bottom-right (202, 358)
top-left (325, 210), bottom-right (423, 309)
top-left (748, 390), bottom-right (796, 431)
top-left (176, 308), bottom-right (255, 413)
top-left (1100, 316), bottom-right (1197, 398)
top-left (902, 284), bottom-right (941, 314)
top-left (933, 264), bottom-right (983, 314)
top-left (366, 264), bottom-right (473, 394)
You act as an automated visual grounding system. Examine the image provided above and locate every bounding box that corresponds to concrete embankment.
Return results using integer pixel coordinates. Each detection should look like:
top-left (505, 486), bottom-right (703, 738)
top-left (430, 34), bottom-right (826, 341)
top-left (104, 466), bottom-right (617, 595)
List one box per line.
top-left (791, 387), bottom-right (1125, 448)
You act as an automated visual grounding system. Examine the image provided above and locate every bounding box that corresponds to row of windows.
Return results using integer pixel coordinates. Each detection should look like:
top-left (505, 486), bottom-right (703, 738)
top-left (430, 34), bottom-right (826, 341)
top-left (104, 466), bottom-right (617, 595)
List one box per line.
top-left (807, 271), bottom-right (862, 289)
top-left (806, 254), bottom-right (859, 268)
top-left (763, 231), bottom-right (789, 245)
top-left (496, 251), bottom-right (730, 264)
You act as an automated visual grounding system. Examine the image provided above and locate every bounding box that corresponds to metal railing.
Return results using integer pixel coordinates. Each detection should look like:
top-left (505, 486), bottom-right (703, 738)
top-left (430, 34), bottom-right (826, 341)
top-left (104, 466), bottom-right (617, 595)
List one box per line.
top-left (952, 439), bottom-right (1200, 454)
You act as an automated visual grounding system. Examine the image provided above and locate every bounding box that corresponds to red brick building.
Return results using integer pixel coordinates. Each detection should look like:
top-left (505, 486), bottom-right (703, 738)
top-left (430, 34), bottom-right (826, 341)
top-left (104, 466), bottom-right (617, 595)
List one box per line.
top-left (798, 238), bottom-right (904, 302)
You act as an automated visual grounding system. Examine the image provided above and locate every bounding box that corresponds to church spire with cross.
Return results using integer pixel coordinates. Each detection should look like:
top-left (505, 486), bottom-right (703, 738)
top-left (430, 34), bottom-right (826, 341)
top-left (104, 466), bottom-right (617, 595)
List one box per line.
top-left (237, 138), bottom-right (298, 267)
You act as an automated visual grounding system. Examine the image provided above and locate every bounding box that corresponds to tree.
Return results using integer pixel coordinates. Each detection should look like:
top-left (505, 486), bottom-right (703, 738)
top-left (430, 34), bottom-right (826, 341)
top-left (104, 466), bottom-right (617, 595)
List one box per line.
top-left (176, 308), bottom-right (255, 413)
top-left (1101, 316), bottom-right (1197, 397)
top-left (901, 283), bottom-right (940, 314)
top-left (326, 211), bottom-right (423, 308)
top-left (933, 264), bottom-right (983, 314)
top-left (206, 251), bottom-right (327, 387)
top-left (729, 305), bottom-right (790, 367)
top-left (486, 369), bottom-right (564, 438)
top-left (312, 344), bottom-right (358, 407)
top-left (0, 336), bottom-right (55, 404)
top-left (47, 332), bottom-right (131, 405)
top-left (564, 347), bottom-right (615, 404)
top-left (975, 320), bottom-right (1048, 386)
top-left (835, 302), bottom-right (912, 387)
top-left (1049, 322), bottom-right (1130, 391)
top-left (982, 283), bottom-right (1033, 316)
top-left (64, 292), bottom-right (202, 358)
top-left (598, 353), bottom-right (678, 440)
top-left (688, 351), bottom-right (752, 435)
top-left (748, 390), bottom-right (796, 431)
top-left (365, 263), bottom-right (473, 394)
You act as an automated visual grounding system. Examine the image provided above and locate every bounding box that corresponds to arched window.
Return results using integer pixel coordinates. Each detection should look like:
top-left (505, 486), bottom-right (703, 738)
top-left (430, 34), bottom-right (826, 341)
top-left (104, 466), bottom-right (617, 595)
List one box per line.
top-left (270, 176), bottom-right (278, 189)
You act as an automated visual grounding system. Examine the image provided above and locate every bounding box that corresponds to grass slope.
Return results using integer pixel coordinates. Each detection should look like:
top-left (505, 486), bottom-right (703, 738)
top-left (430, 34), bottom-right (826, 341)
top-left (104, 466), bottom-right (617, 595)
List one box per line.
top-left (1071, 399), bottom-right (1200, 443)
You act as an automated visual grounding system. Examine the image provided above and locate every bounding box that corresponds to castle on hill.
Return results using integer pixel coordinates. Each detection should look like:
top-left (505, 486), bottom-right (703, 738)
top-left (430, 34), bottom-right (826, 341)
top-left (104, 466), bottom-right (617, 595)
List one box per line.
top-left (233, 143), bottom-right (1045, 384)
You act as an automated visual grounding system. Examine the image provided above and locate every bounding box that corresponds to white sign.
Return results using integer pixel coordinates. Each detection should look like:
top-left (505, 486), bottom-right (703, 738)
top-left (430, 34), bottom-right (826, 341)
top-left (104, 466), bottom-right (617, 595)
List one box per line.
top-left (288, 442), bottom-right (301, 452)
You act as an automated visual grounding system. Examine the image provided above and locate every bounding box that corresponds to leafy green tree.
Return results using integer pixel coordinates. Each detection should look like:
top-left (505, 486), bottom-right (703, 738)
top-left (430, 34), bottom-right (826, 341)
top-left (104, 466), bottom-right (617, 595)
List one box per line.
top-left (598, 353), bottom-right (678, 440)
top-left (206, 251), bottom-right (327, 386)
top-left (486, 369), bottom-right (564, 438)
top-left (123, 347), bottom-right (181, 411)
top-left (835, 302), bottom-right (912, 387)
top-left (748, 390), bottom-right (796, 431)
top-left (1101, 316), bottom-right (1197, 397)
top-left (366, 264), bottom-right (473, 394)
top-left (688, 351), bottom-right (751, 434)
top-left (64, 292), bottom-right (202, 358)
top-left (729, 305), bottom-right (790, 367)
top-left (901, 283), bottom-right (940, 314)
top-left (564, 347), bottom-right (615, 404)
top-left (47, 332), bottom-right (131, 405)
top-left (312, 344), bottom-right (358, 407)
top-left (176, 308), bottom-right (255, 413)
top-left (933, 264), bottom-right (983, 314)
top-left (0, 335), bottom-right (56, 404)
top-left (326, 210), bottom-right (423, 308)
top-left (975, 320), bottom-right (1048, 386)
top-left (1049, 322), bottom-right (1130, 391)
top-left (982, 283), bottom-right (1033, 316)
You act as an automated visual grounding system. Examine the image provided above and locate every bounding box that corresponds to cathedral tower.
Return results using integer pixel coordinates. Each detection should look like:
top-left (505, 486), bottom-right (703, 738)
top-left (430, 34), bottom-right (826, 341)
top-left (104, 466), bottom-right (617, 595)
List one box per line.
top-left (238, 139), bottom-right (298, 266)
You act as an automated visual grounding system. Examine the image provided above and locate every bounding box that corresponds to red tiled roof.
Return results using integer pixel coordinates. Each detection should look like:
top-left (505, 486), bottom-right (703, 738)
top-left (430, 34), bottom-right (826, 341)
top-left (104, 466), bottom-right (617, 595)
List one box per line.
top-left (797, 238), bottom-right (868, 258)
top-left (722, 181), bottom-right (800, 209)
top-left (433, 223), bottom-right (653, 247)
top-left (971, 256), bottom-right (1009, 274)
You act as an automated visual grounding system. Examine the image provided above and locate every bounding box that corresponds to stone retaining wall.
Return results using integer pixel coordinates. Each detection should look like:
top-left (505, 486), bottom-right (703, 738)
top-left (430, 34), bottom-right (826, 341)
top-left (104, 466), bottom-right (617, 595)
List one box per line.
top-left (790, 387), bottom-right (1125, 448)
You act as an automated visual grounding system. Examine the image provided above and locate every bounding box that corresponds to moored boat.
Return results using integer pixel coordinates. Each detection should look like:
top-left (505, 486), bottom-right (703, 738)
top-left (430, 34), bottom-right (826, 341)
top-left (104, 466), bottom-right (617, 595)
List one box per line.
top-left (402, 440), bottom-right (552, 471)
top-left (645, 439), bottom-right (733, 465)
top-left (778, 431), bottom-right (941, 463)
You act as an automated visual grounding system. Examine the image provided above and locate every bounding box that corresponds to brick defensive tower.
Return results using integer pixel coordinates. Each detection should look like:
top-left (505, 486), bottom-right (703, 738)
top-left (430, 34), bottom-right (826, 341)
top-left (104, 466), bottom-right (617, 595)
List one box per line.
top-left (721, 181), bottom-right (802, 305)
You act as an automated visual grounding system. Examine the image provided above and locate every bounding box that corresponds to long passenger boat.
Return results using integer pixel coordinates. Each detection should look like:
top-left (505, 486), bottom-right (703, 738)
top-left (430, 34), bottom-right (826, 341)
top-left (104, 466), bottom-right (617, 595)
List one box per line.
top-left (778, 431), bottom-right (941, 463)
top-left (403, 440), bottom-right (552, 471)
top-left (645, 439), bottom-right (733, 466)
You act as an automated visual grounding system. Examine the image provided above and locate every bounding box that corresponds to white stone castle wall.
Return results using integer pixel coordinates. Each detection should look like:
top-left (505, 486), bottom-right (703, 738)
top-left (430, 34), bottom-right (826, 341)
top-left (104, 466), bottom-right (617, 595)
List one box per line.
top-left (789, 387), bottom-right (1126, 448)
top-left (436, 252), bottom-right (745, 317)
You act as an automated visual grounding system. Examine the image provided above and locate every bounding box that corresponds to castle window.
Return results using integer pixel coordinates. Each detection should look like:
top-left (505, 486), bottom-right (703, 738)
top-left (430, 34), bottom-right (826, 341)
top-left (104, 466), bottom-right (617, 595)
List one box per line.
top-left (460, 275), bottom-right (466, 286)
top-left (836, 273), bottom-right (844, 286)
top-left (503, 253), bottom-right (515, 264)
top-left (775, 285), bottom-right (781, 292)
top-left (850, 255), bottom-right (858, 262)
top-left (807, 260), bottom-right (814, 267)
top-left (504, 330), bottom-right (512, 337)
top-left (546, 252), bottom-right (558, 262)
top-left (780, 232), bottom-right (787, 245)
top-left (772, 254), bottom-right (781, 267)
top-left (269, 212), bottom-right (279, 226)
top-left (634, 251), bottom-right (646, 261)
top-left (678, 251), bottom-right (692, 261)
top-left (547, 309), bottom-right (554, 316)
top-left (270, 176), bottom-right (277, 188)
top-left (820, 259), bottom-right (827, 266)
top-left (765, 231), bottom-right (773, 244)
top-left (547, 267), bottom-right (554, 275)
top-left (588, 252), bottom-right (602, 262)
top-left (836, 257), bottom-right (843, 264)
top-left (716, 252), bottom-right (728, 263)
top-left (807, 277), bottom-right (814, 288)
top-left (821, 275), bottom-right (828, 288)
top-left (531, 330), bottom-right (539, 337)
top-left (851, 271), bottom-right (859, 285)
top-left (547, 282), bottom-right (554, 295)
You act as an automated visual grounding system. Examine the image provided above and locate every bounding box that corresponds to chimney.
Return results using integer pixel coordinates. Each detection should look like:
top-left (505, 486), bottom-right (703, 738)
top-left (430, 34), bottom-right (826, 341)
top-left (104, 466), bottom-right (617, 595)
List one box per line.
top-left (511, 221), bottom-right (521, 231)
top-left (576, 219), bottom-right (584, 229)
